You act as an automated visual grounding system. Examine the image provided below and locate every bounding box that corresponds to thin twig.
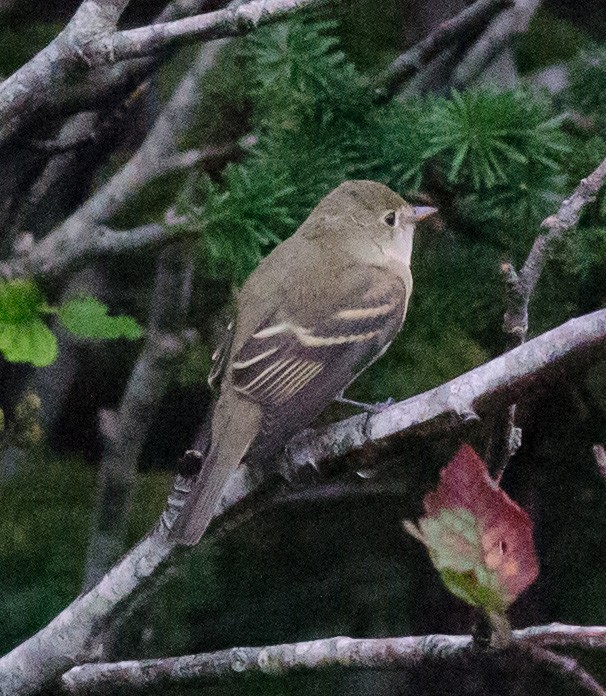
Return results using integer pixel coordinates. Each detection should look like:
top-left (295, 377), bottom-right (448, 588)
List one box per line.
top-left (486, 154), bottom-right (606, 478)
top-left (523, 644), bottom-right (606, 696)
top-left (376, 0), bottom-right (513, 100)
top-left (0, 224), bottom-right (183, 281)
top-left (61, 624), bottom-right (606, 694)
top-left (505, 155), bottom-right (606, 344)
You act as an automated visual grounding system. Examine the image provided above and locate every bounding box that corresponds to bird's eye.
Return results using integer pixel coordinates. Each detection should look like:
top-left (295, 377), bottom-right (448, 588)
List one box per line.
top-left (384, 211), bottom-right (396, 227)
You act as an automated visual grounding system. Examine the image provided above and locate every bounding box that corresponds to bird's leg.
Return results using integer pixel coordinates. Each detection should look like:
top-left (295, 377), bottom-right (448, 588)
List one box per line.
top-left (334, 390), bottom-right (395, 414)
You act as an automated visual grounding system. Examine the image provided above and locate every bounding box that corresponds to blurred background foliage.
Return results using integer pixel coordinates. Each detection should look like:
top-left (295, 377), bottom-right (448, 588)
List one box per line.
top-left (4, 1), bottom-right (606, 694)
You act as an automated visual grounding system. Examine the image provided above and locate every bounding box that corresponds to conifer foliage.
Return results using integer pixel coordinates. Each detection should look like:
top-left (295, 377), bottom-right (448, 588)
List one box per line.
top-left (178, 19), bottom-right (590, 290)
top-left (173, 17), bottom-right (606, 400)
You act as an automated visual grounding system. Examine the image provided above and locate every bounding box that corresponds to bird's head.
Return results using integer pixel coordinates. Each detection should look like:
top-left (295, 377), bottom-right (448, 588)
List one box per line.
top-left (305, 180), bottom-right (437, 271)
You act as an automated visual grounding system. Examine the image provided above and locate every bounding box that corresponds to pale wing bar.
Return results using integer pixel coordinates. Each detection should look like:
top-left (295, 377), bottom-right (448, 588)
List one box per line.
top-left (231, 297), bottom-right (403, 406)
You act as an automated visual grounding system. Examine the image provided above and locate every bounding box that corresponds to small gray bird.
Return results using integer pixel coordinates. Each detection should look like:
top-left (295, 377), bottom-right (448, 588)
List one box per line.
top-left (172, 180), bottom-right (436, 545)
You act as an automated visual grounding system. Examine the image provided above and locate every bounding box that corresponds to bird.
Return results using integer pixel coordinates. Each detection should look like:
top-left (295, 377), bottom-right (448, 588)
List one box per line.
top-left (171, 180), bottom-right (436, 545)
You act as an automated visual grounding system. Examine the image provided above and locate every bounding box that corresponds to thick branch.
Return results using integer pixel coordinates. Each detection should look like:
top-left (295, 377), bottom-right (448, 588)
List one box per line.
top-left (110, 0), bottom-right (328, 62)
top-left (2, 308), bottom-right (606, 694)
top-left (0, 0), bottom-right (317, 147)
top-left (0, 0), bottom-right (130, 147)
top-left (61, 624), bottom-right (606, 694)
top-left (376, 0), bottom-right (512, 100)
top-left (271, 307), bottom-right (606, 481)
top-left (0, 526), bottom-right (179, 696)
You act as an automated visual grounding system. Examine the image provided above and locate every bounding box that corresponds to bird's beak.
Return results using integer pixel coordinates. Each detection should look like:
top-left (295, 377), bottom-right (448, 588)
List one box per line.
top-left (413, 206), bottom-right (438, 222)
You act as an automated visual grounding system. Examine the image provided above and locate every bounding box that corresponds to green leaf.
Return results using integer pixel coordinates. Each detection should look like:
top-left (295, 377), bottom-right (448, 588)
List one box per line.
top-left (57, 296), bottom-right (143, 341)
top-left (0, 280), bottom-right (57, 367)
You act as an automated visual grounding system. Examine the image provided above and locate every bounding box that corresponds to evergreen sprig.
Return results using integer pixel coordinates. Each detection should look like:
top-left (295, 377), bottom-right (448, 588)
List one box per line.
top-left (184, 165), bottom-right (295, 284)
top-left (178, 20), bottom-right (577, 288)
top-left (424, 89), bottom-right (569, 190)
top-left (181, 20), bottom-right (374, 284)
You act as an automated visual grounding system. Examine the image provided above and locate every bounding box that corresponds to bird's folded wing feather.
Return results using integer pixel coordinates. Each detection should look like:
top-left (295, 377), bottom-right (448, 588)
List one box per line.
top-left (207, 319), bottom-right (235, 391)
top-left (231, 273), bottom-right (408, 409)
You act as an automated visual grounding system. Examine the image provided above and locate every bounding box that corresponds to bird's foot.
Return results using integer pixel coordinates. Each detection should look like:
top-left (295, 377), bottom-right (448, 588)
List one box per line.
top-left (334, 393), bottom-right (395, 414)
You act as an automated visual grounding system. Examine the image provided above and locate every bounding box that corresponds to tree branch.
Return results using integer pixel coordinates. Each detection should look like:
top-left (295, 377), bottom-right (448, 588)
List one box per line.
top-left (272, 307), bottom-right (606, 482)
top-left (82, 244), bottom-right (191, 592)
top-left (2, 306), bottom-right (606, 694)
top-left (109, 0), bottom-right (328, 63)
top-left (453, 0), bottom-right (541, 88)
top-left (0, 223), bottom-right (183, 281)
top-left (0, 0), bottom-right (319, 149)
top-left (505, 155), bottom-right (606, 344)
top-left (0, 0), bottom-right (130, 147)
top-left (486, 153), bottom-right (606, 477)
top-left (522, 644), bottom-right (606, 696)
top-left (0, 38), bottom-right (223, 281)
top-left (376, 0), bottom-right (513, 100)
top-left (60, 624), bottom-right (606, 694)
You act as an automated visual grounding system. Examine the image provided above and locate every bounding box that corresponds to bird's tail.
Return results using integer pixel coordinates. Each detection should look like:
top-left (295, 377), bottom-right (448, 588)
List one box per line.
top-left (170, 444), bottom-right (236, 545)
top-left (170, 397), bottom-right (260, 546)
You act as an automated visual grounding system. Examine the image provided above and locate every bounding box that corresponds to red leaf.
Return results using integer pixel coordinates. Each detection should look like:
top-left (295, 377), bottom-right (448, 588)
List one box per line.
top-left (406, 444), bottom-right (539, 610)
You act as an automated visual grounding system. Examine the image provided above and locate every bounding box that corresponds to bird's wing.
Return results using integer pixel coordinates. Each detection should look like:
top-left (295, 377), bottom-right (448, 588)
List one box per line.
top-left (207, 320), bottom-right (235, 392)
top-left (230, 271), bottom-right (408, 412)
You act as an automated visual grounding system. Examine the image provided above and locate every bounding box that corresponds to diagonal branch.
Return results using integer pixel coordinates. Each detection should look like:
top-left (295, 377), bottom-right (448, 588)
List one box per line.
top-left (82, 244), bottom-right (192, 592)
top-left (376, 0), bottom-right (513, 100)
top-left (504, 155), bottom-right (606, 345)
top-left (274, 307), bottom-right (606, 482)
top-left (522, 645), bottom-right (606, 696)
top-left (486, 153), bottom-right (606, 477)
top-left (61, 624), bottom-right (606, 694)
top-left (2, 307), bottom-right (606, 695)
top-left (453, 0), bottom-right (541, 88)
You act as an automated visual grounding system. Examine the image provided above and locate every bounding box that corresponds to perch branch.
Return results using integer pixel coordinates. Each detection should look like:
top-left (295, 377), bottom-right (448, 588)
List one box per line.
top-left (273, 307), bottom-right (606, 482)
top-left (2, 307), bottom-right (606, 694)
top-left (61, 624), bottom-right (606, 694)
